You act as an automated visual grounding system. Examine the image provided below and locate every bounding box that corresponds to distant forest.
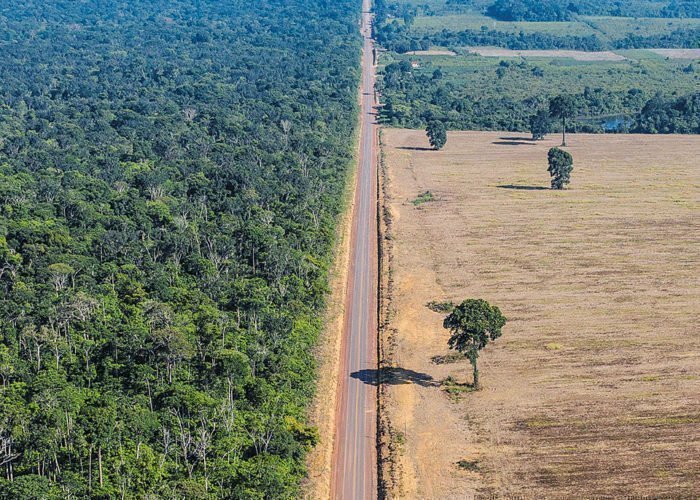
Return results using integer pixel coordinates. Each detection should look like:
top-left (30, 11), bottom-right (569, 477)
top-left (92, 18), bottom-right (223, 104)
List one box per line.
top-left (0, 0), bottom-right (360, 497)
top-left (487, 0), bottom-right (700, 22)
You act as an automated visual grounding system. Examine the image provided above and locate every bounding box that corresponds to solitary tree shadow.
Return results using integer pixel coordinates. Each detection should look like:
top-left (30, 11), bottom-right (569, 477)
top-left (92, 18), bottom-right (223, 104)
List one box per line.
top-left (497, 184), bottom-right (549, 191)
top-left (492, 141), bottom-right (536, 146)
top-left (351, 367), bottom-right (437, 387)
top-left (499, 136), bottom-right (536, 142)
top-left (396, 146), bottom-right (434, 151)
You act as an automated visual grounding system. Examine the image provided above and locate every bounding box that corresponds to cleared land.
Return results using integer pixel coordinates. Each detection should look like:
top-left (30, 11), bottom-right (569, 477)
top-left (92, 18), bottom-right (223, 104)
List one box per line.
top-left (650, 48), bottom-right (700, 59)
top-left (410, 10), bottom-right (700, 42)
top-left (465, 47), bottom-right (627, 61)
top-left (381, 130), bottom-right (700, 498)
top-left (406, 49), bottom-right (456, 56)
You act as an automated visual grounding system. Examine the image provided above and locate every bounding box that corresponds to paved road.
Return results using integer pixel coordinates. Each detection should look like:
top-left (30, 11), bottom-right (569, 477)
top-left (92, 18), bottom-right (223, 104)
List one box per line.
top-left (331, 0), bottom-right (379, 498)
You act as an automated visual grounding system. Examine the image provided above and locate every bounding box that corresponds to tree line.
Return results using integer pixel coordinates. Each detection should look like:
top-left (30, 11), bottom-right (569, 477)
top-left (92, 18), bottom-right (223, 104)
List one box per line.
top-left (376, 21), bottom-right (700, 54)
top-left (487, 0), bottom-right (700, 22)
top-left (0, 0), bottom-right (361, 497)
top-left (378, 60), bottom-right (700, 134)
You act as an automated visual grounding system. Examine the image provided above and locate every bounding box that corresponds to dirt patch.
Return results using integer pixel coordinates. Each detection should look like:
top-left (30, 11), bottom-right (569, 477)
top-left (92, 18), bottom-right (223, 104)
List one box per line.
top-left (649, 48), bottom-right (700, 59)
top-left (381, 130), bottom-right (700, 498)
top-left (406, 49), bottom-right (457, 56)
top-left (466, 46), bottom-right (627, 61)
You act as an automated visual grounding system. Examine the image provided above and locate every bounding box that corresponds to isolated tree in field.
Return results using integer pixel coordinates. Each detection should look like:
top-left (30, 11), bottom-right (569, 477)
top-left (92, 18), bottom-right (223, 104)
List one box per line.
top-left (426, 120), bottom-right (447, 150)
top-left (529, 109), bottom-right (551, 140)
top-left (547, 147), bottom-right (574, 190)
top-left (443, 299), bottom-right (506, 389)
top-left (549, 94), bottom-right (578, 146)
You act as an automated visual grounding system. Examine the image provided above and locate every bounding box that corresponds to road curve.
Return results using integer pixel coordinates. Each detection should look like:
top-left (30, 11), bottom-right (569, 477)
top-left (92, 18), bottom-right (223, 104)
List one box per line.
top-left (331, 0), bottom-right (379, 498)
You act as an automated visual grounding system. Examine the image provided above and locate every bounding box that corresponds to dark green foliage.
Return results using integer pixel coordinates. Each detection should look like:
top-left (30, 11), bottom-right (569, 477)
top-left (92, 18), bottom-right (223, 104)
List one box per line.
top-left (443, 299), bottom-right (506, 389)
top-left (550, 95), bottom-right (579, 146)
top-left (377, 23), bottom-right (607, 53)
top-left (0, 0), bottom-right (361, 496)
top-left (486, 0), bottom-right (700, 21)
top-left (412, 191), bottom-right (435, 206)
top-left (633, 93), bottom-right (700, 133)
top-left (426, 301), bottom-right (456, 313)
top-left (487, 0), bottom-right (571, 22)
top-left (548, 148), bottom-right (574, 189)
top-left (378, 60), bottom-right (698, 135)
top-left (662, 1), bottom-right (700, 18)
top-left (530, 109), bottom-right (552, 140)
top-left (426, 121), bottom-right (448, 150)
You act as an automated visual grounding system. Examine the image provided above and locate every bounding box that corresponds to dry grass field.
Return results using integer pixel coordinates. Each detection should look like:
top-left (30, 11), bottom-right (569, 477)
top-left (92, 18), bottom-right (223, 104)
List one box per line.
top-left (465, 47), bottom-right (627, 61)
top-left (381, 130), bottom-right (700, 498)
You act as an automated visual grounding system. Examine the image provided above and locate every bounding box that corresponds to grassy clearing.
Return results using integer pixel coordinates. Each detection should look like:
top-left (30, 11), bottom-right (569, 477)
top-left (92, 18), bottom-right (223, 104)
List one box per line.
top-left (386, 50), bottom-right (699, 100)
top-left (413, 11), bottom-right (598, 36)
top-left (410, 10), bottom-right (700, 41)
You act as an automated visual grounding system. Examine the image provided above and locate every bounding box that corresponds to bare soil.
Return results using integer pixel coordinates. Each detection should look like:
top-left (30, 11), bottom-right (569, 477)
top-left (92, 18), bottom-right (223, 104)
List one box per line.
top-left (466, 46), bottom-right (627, 61)
top-left (381, 130), bottom-right (700, 498)
top-left (406, 50), bottom-right (457, 56)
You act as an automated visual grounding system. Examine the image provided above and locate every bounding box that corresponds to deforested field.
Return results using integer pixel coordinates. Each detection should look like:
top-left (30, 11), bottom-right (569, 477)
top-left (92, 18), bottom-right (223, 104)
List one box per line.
top-left (381, 130), bottom-right (700, 498)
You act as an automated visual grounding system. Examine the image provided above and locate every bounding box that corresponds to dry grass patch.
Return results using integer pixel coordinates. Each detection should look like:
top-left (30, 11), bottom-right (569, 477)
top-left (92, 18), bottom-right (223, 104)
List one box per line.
top-left (466, 46), bottom-right (627, 61)
top-left (381, 130), bottom-right (700, 498)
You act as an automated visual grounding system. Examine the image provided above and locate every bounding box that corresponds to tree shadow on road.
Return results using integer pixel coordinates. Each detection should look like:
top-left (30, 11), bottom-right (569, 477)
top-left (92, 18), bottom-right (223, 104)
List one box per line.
top-left (497, 184), bottom-right (549, 191)
top-left (351, 367), bottom-right (437, 387)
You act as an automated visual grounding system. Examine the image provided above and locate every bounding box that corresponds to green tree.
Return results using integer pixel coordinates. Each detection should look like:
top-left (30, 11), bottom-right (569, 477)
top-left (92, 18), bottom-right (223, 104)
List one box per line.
top-left (549, 94), bottom-right (578, 146)
top-left (443, 299), bottom-right (506, 389)
top-left (547, 147), bottom-right (574, 190)
top-left (426, 120), bottom-right (447, 150)
top-left (529, 109), bottom-right (551, 140)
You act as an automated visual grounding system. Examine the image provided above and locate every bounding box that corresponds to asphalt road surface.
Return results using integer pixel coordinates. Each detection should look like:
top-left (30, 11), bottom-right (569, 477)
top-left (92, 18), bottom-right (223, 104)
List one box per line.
top-left (331, 0), bottom-right (379, 498)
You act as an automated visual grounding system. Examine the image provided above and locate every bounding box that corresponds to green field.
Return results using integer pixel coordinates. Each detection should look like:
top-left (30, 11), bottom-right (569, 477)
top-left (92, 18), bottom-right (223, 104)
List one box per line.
top-left (385, 51), bottom-right (699, 100)
top-left (413, 12), bottom-right (599, 36)
top-left (411, 11), bottom-right (700, 41)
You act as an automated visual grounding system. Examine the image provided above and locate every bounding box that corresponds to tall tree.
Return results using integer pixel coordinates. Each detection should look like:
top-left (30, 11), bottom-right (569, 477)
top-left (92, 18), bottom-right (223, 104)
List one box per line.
top-left (547, 147), bottom-right (574, 190)
top-left (443, 299), bottom-right (506, 389)
top-left (529, 109), bottom-right (551, 140)
top-left (549, 94), bottom-right (578, 146)
top-left (426, 120), bottom-right (447, 150)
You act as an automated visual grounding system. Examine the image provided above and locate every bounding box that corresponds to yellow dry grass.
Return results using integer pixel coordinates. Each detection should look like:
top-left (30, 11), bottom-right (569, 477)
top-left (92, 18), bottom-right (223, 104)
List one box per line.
top-left (381, 130), bottom-right (700, 498)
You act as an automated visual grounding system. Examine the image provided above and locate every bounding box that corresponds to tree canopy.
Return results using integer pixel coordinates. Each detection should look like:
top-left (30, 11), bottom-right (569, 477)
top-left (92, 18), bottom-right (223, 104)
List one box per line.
top-left (426, 121), bottom-right (448, 150)
top-left (550, 95), bottom-right (579, 146)
top-left (0, 0), bottom-right (361, 496)
top-left (548, 148), bottom-right (574, 190)
top-left (443, 299), bottom-right (507, 389)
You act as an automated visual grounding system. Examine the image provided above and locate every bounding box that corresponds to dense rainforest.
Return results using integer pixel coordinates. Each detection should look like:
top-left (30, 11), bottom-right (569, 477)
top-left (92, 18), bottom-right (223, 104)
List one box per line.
top-left (0, 0), bottom-right (361, 498)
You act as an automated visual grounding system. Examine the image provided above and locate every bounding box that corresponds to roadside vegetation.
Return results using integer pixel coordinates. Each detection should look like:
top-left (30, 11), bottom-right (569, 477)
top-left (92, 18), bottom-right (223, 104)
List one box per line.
top-left (0, 0), bottom-right (361, 497)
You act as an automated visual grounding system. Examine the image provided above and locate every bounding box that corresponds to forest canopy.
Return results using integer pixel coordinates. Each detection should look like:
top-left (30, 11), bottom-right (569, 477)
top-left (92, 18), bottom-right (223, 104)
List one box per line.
top-left (486, 0), bottom-right (700, 21)
top-left (0, 0), bottom-right (360, 497)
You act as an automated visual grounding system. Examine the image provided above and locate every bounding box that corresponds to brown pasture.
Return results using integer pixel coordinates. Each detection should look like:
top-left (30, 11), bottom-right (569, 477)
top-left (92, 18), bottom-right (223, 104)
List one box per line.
top-left (381, 130), bottom-right (700, 498)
